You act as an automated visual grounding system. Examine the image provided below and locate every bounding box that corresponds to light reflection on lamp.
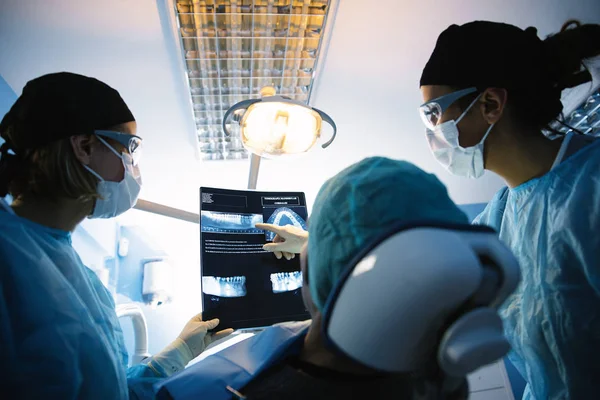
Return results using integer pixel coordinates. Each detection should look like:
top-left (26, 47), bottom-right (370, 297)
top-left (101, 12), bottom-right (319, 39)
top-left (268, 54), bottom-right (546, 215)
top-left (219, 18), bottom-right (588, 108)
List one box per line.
top-left (243, 101), bottom-right (328, 156)
top-left (223, 86), bottom-right (336, 188)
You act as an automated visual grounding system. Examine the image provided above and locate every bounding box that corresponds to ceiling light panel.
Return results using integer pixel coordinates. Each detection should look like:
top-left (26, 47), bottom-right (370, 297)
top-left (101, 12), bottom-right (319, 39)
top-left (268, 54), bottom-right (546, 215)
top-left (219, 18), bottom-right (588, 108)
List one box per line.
top-left (174, 0), bottom-right (333, 161)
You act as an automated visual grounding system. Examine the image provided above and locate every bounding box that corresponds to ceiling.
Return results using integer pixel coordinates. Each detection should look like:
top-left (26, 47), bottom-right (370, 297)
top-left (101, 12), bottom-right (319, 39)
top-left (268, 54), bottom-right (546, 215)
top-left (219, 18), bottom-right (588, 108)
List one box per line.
top-left (1, 0), bottom-right (599, 214)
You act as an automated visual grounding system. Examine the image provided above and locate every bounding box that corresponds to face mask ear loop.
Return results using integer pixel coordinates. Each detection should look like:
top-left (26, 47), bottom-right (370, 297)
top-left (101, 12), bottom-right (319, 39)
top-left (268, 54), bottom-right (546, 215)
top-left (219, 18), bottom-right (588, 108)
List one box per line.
top-left (480, 122), bottom-right (496, 144)
top-left (96, 135), bottom-right (124, 159)
top-left (82, 164), bottom-right (104, 182)
top-left (455, 93), bottom-right (483, 125)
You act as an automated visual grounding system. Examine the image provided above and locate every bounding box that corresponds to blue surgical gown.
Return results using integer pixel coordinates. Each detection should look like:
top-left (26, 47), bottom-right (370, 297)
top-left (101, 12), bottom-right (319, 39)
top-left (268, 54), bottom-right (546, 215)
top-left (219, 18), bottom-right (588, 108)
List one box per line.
top-left (0, 209), bottom-right (165, 399)
top-left (474, 138), bottom-right (600, 399)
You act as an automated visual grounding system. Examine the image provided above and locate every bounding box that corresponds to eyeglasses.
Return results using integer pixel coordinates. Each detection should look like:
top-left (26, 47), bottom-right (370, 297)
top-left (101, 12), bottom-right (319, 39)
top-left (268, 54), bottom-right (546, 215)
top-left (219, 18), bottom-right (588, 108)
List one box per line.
top-left (95, 130), bottom-right (143, 165)
top-left (418, 87), bottom-right (478, 130)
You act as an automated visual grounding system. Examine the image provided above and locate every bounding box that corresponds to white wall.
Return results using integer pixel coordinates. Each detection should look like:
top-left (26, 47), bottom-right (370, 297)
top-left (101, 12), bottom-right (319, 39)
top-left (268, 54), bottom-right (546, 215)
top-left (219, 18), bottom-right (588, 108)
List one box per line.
top-left (0, 74), bottom-right (16, 121)
top-left (117, 209), bottom-right (204, 355)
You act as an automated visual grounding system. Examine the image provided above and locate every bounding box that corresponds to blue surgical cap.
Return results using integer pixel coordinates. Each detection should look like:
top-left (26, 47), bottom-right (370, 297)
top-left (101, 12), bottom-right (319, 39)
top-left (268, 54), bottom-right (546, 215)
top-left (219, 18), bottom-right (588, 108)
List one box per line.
top-left (307, 157), bottom-right (469, 311)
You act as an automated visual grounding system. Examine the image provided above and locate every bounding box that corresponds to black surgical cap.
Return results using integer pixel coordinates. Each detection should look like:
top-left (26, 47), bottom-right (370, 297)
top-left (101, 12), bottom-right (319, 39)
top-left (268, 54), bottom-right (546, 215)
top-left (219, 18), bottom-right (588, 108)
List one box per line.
top-left (420, 21), bottom-right (556, 95)
top-left (0, 72), bottom-right (135, 152)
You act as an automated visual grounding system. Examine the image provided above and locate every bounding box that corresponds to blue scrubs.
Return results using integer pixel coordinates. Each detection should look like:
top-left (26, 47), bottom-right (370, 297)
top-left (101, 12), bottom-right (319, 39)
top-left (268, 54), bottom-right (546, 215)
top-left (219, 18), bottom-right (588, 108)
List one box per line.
top-left (0, 207), bottom-right (163, 399)
top-left (474, 135), bottom-right (600, 399)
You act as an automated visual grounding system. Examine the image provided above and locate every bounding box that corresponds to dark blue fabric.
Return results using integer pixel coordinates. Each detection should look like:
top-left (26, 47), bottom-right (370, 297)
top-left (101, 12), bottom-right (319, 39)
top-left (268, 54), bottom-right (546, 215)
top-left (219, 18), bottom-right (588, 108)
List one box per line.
top-left (156, 320), bottom-right (311, 400)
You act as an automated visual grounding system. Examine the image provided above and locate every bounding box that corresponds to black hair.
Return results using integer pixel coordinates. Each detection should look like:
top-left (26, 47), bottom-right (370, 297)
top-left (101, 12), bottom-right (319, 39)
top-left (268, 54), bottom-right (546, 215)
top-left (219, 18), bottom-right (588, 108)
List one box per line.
top-left (517, 21), bottom-right (600, 133)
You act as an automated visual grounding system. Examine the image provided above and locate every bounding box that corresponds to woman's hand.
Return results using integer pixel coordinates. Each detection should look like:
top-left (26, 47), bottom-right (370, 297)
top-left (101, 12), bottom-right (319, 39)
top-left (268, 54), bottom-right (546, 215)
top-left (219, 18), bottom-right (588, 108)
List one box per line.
top-left (148, 313), bottom-right (233, 376)
top-left (177, 313), bottom-right (234, 357)
top-left (256, 223), bottom-right (309, 260)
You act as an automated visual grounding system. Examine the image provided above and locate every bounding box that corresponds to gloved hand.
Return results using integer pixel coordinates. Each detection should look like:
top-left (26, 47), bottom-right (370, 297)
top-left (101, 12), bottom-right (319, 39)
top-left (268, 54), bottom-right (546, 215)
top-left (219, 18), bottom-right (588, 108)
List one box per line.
top-left (256, 223), bottom-right (309, 260)
top-left (148, 313), bottom-right (233, 376)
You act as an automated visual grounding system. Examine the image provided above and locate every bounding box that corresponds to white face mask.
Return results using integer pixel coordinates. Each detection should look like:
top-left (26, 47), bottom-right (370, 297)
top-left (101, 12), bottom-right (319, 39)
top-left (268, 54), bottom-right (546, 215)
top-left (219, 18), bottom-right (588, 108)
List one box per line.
top-left (426, 94), bottom-right (495, 179)
top-left (83, 136), bottom-right (142, 219)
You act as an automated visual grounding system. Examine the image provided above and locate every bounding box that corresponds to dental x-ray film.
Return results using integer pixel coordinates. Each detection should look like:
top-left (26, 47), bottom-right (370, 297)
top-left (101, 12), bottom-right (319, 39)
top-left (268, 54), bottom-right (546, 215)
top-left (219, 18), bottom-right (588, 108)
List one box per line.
top-left (200, 187), bottom-right (310, 330)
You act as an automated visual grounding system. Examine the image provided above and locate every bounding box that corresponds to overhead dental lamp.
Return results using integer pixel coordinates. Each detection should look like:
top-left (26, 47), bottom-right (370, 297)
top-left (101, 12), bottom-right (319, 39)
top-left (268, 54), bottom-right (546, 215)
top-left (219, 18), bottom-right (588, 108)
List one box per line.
top-left (223, 87), bottom-right (337, 189)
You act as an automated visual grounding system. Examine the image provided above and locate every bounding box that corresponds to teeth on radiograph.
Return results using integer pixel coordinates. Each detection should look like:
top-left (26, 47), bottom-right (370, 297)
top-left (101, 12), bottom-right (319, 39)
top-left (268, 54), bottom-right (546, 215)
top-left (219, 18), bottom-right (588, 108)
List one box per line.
top-left (265, 208), bottom-right (307, 241)
top-left (201, 211), bottom-right (264, 233)
top-left (270, 271), bottom-right (303, 293)
top-left (202, 276), bottom-right (247, 297)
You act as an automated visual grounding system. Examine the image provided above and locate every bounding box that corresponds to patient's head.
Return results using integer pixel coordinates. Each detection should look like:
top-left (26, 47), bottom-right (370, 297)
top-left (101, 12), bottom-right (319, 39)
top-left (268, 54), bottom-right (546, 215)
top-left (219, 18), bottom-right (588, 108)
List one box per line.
top-left (302, 157), bottom-right (468, 314)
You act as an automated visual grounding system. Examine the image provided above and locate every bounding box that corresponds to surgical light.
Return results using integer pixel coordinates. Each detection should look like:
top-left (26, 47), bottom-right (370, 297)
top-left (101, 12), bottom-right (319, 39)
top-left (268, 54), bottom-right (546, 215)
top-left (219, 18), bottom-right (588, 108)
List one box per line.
top-left (223, 87), bottom-right (336, 188)
top-left (223, 89), bottom-right (336, 158)
top-left (172, 0), bottom-right (338, 161)
top-left (243, 102), bottom-right (317, 156)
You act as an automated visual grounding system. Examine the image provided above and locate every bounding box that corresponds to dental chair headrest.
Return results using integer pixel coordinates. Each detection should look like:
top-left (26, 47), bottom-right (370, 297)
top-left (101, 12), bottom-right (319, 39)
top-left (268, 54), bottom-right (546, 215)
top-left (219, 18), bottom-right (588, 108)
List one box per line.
top-left (321, 222), bottom-right (520, 378)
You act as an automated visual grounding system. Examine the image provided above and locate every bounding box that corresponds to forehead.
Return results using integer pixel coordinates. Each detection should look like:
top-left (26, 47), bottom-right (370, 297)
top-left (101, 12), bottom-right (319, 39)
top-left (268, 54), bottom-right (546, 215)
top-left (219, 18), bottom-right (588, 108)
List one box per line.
top-left (420, 85), bottom-right (456, 103)
top-left (109, 121), bottom-right (137, 136)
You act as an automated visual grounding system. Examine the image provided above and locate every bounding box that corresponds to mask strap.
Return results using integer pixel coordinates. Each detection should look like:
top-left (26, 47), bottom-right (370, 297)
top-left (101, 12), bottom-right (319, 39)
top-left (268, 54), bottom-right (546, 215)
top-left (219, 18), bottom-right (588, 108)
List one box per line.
top-left (480, 122), bottom-right (495, 144)
top-left (83, 164), bottom-right (104, 182)
top-left (455, 93), bottom-right (483, 125)
top-left (96, 135), bottom-right (123, 159)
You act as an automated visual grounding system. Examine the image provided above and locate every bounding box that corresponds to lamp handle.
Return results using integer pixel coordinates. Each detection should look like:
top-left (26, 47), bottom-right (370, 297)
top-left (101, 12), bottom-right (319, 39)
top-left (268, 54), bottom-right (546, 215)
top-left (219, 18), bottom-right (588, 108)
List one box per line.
top-left (313, 107), bottom-right (337, 148)
top-left (222, 99), bottom-right (261, 136)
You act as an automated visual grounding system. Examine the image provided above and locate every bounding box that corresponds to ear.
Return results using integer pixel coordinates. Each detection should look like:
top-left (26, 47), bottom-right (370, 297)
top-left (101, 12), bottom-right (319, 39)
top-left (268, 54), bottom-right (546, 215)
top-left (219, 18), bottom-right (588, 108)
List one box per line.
top-left (70, 135), bottom-right (94, 165)
top-left (480, 88), bottom-right (508, 124)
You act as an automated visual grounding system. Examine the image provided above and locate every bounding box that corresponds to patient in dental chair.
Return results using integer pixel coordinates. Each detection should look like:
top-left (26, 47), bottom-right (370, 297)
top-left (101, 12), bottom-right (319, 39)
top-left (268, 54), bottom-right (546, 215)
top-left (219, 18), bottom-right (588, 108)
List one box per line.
top-left (155, 157), bottom-right (485, 399)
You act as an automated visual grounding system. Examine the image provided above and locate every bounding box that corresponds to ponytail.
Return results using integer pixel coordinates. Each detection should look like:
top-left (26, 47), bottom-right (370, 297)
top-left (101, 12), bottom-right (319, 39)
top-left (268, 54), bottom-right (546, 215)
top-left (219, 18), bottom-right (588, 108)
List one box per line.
top-left (509, 20), bottom-right (600, 133)
top-left (544, 20), bottom-right (600, 91)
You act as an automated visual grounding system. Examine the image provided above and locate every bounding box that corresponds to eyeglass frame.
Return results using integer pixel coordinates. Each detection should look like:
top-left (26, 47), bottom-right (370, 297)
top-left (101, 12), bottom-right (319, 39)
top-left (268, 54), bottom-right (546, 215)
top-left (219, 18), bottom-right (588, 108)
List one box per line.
top-left (418, 87), bottom-right (478, 130)
top-left (95, 130), bottom-right (142, 156)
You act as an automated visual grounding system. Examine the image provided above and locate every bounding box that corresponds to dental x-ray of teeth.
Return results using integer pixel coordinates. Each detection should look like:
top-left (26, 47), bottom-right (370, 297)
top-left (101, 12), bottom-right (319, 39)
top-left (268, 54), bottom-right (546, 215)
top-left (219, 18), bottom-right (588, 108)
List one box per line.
top-left (201, 211), bottom-right (264, 234)
top-left (264, 207), bottom-right (308, 241)
top-left (270, 271), bottom-right (303, 294)
top-left (202, 276), bottom-right (247, 298)
top-left (200, 187), bottom-right (311, 330)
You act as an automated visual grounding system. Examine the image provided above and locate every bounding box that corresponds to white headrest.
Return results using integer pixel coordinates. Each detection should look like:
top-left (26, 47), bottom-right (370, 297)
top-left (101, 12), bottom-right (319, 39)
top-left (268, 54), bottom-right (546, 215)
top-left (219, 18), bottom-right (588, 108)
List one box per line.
top-left (322, 224), bottom-right (520, 377)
